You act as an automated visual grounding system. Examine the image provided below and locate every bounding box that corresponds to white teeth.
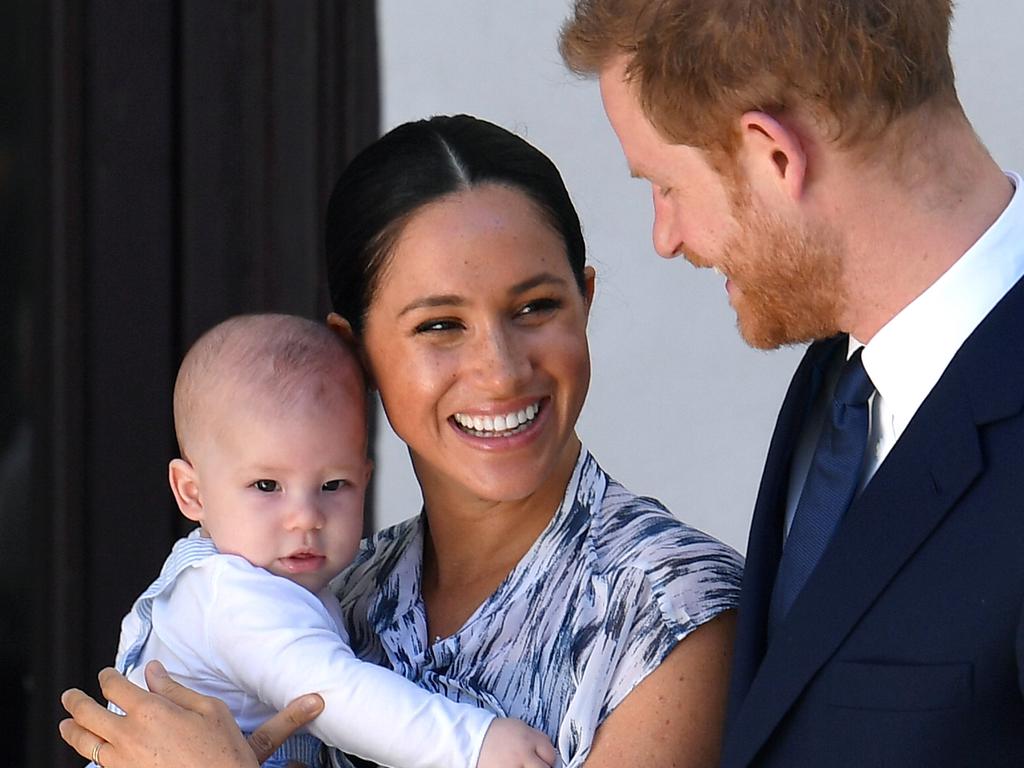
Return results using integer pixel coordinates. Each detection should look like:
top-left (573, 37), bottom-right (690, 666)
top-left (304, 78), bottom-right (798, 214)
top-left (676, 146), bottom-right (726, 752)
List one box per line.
top-left (454, 401), bottom-right (542, 437)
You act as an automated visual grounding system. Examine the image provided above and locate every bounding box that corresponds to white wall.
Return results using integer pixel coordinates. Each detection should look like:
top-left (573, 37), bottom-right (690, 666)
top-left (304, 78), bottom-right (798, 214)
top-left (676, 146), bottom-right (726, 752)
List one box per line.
top-left (371, 1), bottom-right (1024, 553)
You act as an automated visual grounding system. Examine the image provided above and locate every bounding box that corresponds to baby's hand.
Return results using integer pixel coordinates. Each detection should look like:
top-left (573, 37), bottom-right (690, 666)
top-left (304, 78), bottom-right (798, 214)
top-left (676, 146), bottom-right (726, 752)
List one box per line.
top-left (477, 717), bottom-right (557, 768)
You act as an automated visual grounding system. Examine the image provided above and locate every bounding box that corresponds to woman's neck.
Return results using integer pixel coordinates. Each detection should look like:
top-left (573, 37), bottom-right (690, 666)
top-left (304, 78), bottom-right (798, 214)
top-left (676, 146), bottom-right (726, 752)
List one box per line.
top-left (417, 438), bottom-right (581, 638)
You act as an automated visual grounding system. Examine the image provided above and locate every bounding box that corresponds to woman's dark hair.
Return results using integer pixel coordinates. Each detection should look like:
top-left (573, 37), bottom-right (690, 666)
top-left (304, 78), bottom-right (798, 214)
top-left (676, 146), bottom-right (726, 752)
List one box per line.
top-left (325, 114), bottom-right (586, 334)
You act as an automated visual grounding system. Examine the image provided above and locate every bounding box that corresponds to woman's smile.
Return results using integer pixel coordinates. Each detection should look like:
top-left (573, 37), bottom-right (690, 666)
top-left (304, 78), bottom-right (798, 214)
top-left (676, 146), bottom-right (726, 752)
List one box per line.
top-left (452, 399), bottom-right (543, 437)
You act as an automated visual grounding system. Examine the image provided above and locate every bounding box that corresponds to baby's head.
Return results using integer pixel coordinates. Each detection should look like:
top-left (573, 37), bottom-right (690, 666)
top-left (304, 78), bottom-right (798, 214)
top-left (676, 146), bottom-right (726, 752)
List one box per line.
top-left (169, 313), bottom-right (371, 593)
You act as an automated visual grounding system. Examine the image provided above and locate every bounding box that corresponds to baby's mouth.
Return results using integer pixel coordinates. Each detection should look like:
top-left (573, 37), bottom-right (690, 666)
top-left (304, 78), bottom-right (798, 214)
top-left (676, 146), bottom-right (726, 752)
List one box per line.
top-left (279, 551), bottom-right (325, 572)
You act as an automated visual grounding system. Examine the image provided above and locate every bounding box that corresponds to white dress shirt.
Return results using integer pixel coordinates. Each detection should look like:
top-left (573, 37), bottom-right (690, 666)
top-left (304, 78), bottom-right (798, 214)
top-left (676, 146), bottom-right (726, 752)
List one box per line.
top-left (785, 171), bottom-right (1024, 536)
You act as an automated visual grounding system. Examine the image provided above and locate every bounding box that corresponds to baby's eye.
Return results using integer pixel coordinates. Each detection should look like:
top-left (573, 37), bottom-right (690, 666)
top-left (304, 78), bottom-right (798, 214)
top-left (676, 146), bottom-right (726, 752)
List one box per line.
top-left (322, 479), bottom-right (347, 492)
top-left (252, 479), bottom-right (279, 493)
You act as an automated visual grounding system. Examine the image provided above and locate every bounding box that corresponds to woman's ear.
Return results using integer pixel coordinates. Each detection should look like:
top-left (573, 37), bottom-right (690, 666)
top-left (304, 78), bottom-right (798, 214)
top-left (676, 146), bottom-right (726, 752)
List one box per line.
top-left (736, 110), bottom-right (808, 203)
top-left (582, 266), bottom-right (597, 314)
top-left (327, 312), bottom-right (357, 347)
top-left (168, 458), bottom-right (204, 524)
top-left (327, 312), bottom-right (377, 391)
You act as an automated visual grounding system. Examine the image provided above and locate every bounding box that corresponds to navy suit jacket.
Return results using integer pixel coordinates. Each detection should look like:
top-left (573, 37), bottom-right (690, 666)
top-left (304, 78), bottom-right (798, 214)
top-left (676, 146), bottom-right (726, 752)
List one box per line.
top-left (721, 275), bottom-right (1024, 767)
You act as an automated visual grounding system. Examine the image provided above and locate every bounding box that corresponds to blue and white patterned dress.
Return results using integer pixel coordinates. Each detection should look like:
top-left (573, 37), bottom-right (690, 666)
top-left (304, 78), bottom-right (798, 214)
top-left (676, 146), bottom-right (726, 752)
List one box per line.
top-left (332, 449), bottom-right (743, 767)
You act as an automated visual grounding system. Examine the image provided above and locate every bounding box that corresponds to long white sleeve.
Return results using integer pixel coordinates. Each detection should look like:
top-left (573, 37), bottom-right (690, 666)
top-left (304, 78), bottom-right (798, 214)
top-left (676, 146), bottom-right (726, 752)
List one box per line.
top-left (152, 555), bottom-right (494, 768)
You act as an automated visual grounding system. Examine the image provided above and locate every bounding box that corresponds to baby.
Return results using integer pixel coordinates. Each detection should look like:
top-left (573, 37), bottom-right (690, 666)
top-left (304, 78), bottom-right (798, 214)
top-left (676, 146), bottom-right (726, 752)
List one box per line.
top-left (99, 314), bottom-right (555, 768)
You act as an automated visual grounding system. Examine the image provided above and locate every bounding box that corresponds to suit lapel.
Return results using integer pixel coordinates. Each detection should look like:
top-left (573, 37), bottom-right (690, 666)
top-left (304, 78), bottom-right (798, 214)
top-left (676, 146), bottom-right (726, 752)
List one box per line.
top-left (724, 277), bottom-right (1024, 767)
top-left (726, 336), bottom-right (844, 724)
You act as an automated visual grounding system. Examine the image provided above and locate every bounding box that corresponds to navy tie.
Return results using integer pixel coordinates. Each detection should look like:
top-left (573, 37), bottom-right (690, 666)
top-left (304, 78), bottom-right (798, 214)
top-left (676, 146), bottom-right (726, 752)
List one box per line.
top-left (769, 346), bottom-right (875, 633)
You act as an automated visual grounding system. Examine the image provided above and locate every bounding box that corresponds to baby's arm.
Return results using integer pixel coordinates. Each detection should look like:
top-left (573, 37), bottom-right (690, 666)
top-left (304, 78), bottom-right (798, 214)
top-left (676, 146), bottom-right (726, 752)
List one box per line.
top-left (191, 559), bottom-right (553, 768)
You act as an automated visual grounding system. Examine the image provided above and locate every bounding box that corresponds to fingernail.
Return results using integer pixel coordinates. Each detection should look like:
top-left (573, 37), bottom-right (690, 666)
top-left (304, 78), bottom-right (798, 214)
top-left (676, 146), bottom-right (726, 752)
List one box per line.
top-left (147, 660), bottom-right (168, 678)
top-left (301, 695), bottom-right (323, 714)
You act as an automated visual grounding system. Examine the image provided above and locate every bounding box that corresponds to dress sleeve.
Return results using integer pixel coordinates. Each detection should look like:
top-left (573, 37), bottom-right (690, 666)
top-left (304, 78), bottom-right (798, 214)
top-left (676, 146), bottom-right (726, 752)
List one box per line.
top-left (193, 559), bottom-right (495, 768)
top-left (598, 532), bottom-right (743, 720)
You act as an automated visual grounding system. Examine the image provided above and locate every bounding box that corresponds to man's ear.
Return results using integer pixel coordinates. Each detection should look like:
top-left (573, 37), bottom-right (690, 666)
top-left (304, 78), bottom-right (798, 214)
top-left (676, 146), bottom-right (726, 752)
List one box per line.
top-left (736, 110), bottom-right (808, 203)
top-left (169, 458), bottom-right (204, 523)
top-left (327, 312), bottom-right (376, 390)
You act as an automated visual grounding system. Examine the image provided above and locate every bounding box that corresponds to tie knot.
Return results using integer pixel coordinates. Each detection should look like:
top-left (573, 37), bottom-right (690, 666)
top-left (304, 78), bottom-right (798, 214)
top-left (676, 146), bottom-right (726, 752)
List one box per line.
top-left (834, 347), bottom-right (874, 406)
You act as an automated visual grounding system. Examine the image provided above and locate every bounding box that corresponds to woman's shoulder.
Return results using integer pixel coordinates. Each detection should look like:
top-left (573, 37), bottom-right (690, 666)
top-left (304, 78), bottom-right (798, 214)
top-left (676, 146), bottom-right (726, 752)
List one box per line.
top-left (587, 468), bottom-right (744, 619)
top-left (592, 473), bottom-right (742, 563)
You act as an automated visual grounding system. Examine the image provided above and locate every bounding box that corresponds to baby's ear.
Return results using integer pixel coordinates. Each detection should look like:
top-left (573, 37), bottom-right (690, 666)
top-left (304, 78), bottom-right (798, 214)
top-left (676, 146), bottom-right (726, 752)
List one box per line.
top-left (168, 458), bottom-right (204, 523)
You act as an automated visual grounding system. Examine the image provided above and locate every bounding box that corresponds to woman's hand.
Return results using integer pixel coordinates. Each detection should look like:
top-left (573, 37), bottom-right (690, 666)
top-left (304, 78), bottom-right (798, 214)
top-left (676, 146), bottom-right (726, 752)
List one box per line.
top-left (58, 661), bottom-right (324, 768)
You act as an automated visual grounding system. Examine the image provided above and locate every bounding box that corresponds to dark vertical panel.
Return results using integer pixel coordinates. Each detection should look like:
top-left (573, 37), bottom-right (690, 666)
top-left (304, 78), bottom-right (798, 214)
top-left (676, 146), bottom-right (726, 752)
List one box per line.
top-left (319, 0), bottom-right (380, 218)
top-left (10, 2), bottom-right (380, 763)
top-left (319, 0), bottom-right (381, 533)
top-left (266, 1), bottom-right (320, 312)
top-left (180, 1), bottom-right (257, 339)
top-left (32, 2), bottom-right (89, 765)
top-left (83, 0), bottom-right (180, 679)
top-left (179, 0), bottom-right (361, 336)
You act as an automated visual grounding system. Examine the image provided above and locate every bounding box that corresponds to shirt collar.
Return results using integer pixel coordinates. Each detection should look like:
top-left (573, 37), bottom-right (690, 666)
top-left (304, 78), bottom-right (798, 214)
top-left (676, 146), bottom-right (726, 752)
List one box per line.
top-left (856, 171), bottom-right (1024, 435)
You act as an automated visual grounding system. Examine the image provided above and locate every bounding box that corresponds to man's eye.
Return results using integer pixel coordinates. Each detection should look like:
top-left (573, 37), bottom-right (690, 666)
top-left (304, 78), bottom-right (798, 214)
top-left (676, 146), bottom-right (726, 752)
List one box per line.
top-left (322, 479), bottom-right (347, 492)
top-left (252, 479), bottom-right (279, 493)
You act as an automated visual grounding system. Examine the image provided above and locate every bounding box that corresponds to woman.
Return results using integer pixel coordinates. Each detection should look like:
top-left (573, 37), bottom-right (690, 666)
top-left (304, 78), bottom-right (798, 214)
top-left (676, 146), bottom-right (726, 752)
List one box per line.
top-left (61, 115), bottom-right (743, 768)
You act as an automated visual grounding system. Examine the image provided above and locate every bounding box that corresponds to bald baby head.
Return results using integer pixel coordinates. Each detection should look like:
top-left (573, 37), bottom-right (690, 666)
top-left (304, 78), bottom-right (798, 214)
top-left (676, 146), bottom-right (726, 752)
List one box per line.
top-left (173, 313), bottom-right (366, 462)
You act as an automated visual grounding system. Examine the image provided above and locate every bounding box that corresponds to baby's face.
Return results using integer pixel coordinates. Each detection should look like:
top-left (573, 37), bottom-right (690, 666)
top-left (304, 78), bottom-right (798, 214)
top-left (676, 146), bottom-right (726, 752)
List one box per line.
top-left (190, 396), bottom-right (370, 593)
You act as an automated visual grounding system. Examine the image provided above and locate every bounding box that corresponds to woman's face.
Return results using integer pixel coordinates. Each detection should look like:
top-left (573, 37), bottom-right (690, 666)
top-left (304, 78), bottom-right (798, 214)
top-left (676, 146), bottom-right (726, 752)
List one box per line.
top-left (361, 183), bottom-right (594, 506)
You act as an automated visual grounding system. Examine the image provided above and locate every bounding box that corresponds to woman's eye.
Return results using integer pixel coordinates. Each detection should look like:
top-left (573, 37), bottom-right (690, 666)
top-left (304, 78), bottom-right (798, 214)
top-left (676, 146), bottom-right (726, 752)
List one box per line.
top-left (322, 479), bottom-right (347, 492)
top-left (252, 479), bottom-right (279, 493)
top-left (414, 318), bottom-right (462, 334)
top-left (517, 298), bottom-right (562, 317)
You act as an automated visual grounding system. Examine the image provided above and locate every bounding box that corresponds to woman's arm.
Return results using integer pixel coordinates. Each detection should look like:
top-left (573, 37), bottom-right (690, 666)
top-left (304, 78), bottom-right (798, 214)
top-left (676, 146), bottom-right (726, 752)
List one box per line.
top-left (58, 661), bottom-right (323, 768)
top-left (583, 610), bottom-right (736, 768)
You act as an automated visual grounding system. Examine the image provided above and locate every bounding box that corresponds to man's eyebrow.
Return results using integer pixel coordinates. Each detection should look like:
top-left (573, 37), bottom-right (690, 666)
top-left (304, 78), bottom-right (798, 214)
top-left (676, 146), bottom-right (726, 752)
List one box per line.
top-left (398, 295), bottom-right (466, 317)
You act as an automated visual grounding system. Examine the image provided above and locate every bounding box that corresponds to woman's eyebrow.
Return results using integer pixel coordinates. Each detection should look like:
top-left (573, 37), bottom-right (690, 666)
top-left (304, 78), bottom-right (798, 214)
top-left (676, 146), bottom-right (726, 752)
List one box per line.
top-left (510, 273), bottom-right (569, 295)
top-left (397, 274), bottom-right (568, 316)
top-left (398, 295), bottom-right (466, 316)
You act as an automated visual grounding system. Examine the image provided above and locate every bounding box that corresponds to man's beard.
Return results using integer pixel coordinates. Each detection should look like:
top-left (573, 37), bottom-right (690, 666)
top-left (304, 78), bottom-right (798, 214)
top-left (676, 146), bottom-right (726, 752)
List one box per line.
top-left (711, 205), bottom-right (847, 350)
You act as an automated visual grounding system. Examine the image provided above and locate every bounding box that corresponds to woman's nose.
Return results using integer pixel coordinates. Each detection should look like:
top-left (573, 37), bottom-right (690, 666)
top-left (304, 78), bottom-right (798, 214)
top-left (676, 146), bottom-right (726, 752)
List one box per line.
top-left (651, 188), bottom-right (684, 259)
top-left (471, 324), bottom-right (530, 392)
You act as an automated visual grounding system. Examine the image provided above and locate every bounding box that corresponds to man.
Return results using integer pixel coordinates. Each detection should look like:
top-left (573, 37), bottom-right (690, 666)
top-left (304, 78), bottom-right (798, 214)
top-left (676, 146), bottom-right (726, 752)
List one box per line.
top-left (561, 1), bottom-right (1024, 766)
